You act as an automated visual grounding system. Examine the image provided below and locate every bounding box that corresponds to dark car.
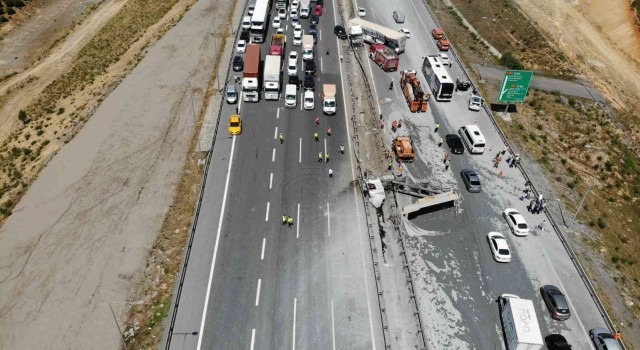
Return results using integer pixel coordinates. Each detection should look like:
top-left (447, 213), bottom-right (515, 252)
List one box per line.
top-left (304, 60), bottom-right (316, 75)
top-left (316, 0), bottom-right (323, 7)
top-left (232, 56), bottom-right (244, 71)
top-left (545, 334), bottom-right (572, 350)
top-left (540, 285), bottom-right (571, 321)
top-left (310, 14), bottom-right (319, 25)
top-left (445, 134), bottom-right (464, 154)
top-left (460, 169), bottom-right (481, 193)
top-left (288, 74), bottom-right (300, 89)
top-left (240, 29), bottom-right (250, 42)
top-left (334, 25), bottom-right (347, 39)
top-left (303, 75), bottom-right (315, 90)
top-left (309, 23), bottom-right (318, 36)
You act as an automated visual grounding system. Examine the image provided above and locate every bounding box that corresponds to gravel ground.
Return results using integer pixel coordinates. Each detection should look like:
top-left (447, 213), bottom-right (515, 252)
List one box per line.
top-left (0, 0), bottom-right (223, 347)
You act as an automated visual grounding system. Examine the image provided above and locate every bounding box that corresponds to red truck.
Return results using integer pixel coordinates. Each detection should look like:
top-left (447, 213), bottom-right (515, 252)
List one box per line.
top-left (270, 33), bottom-right (287, 59)
top-left (368, 43), bottom-right (399, 72)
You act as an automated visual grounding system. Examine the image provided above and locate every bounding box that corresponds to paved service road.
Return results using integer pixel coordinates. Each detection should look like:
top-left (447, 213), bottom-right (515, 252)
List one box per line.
top-left (168, 0), bottom-right (384, 349)
top-left (355, 0), bottom-right (608, 348)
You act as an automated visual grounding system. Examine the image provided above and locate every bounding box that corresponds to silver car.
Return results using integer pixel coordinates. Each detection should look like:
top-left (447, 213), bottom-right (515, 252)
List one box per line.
top-left (225, 84), bottom-right (237, 104)
top-left (460, 169), bottom-right (481, 193)
top-left (589, 327), bottom-right (622, 350)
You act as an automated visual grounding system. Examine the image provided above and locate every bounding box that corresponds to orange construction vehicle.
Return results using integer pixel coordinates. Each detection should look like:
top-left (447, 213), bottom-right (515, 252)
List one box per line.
top-left (392, 136), bottom-right (416, 162)
top-left (400, 70), bottom-right (429, 112)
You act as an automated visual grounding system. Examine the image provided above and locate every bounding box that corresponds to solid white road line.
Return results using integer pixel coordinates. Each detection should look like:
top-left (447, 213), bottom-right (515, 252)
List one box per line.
top-left (272, 148), bottom-right (276, 162)
top-left (296, 203), bottom-right (300, 239)
top-left (323, 138), bottom-right (327, 159)
top-left (292, 298), bottom-right (297, 350)
top-left (274, 126), bottom-right (278, 139)
top-left (320, 57), bottom-right (324, 72)
top-left (277, 108), bottom-right (280, 119)
top-left (250, 328), bottom-right (256, 350)
top-left (255, 279), bottom-right (262, 306)
top-left (265, 202), bottom-right (270, 221)
top-left (269, 173), bottom-right (273, 189)
top-left (327, 202), bottom-right (331, 237)
top-left (319, 29), bottom-right (322, 41)
top-left (261, 237), bottom-right (266, 260)
top-left (331, 299), bottom-right (337, 350)
top-left (239, 93), bottom-right (243, 112)
top-left (196, 136), bottom-right (237, 350)
top-left (299, 138), bottom-right (302, 163)
top-left (300, 92), bottom-right (304, 111)
top-left (334, 1), bottom-right (378, 346)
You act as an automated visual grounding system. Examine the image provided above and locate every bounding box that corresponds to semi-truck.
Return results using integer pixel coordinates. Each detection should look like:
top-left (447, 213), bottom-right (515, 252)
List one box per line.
top-left (369, 43), bottom-right (399, 72)
top-left (322, 84), bottom-right (336, 115)
top-left (263, 55), bottom-right (282, 100)
top-left (270, 33), bottom-right (286, 59)
top-left (275, 0), bottom-right (287, 10)
top-left (348, 22), bottom-right (364, 46)
top-left (498, 294), bottom-right (544, 350)
top-left (302, 35), bottom-right (314, 61)
top-left (348, 18), bottom-right (406, 53)
top-left (242, 44), bottom-right (261, 102)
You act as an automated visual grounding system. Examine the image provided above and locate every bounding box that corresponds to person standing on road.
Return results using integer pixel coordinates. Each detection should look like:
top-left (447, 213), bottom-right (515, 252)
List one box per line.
top-left (340, 145), bottom-right (345, 154)
top-left (325, 153), bottom-right (330, 162)
top-left (387, 159), bottom-right (393, 170)
top-left (287, 216), bottom-right (294, 227)
top-left (282, 214), bottom-right (287, 225)
top-left (329, 168), bottom-right (333, 178)
top-left (438, 137), bottom-right (444, 147)
top-left (434, 123), bottom-right (440, 132)
top-left (314, 131), bottom-right (319, 141)
top-left (279, 132), bottom-right (285, 144)
top-left (445, 159), bottom-right (450, 170)
top-left (319, 152), bottom-right (323, 162)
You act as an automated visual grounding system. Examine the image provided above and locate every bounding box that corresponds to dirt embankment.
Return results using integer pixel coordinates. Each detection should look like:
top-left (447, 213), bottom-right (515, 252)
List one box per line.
top-left (513, 0), bottom-right (640, 114)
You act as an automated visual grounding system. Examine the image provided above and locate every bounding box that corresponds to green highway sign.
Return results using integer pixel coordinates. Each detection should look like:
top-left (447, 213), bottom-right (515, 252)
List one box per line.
top-left (498, 70), bottom-right (533, 102)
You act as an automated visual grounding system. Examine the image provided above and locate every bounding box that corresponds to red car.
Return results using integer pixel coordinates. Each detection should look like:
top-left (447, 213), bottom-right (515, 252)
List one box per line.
top-left (314, 5), bottom-right (322, 16)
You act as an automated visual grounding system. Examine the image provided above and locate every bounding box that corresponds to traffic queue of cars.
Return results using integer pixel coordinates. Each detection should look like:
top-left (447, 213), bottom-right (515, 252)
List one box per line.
top-left (426, 24), bottom-right (621, 350)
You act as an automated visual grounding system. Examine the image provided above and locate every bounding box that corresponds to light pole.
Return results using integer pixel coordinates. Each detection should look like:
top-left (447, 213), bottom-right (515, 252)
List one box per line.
top-left (108, 301), bottom-right (145, 350)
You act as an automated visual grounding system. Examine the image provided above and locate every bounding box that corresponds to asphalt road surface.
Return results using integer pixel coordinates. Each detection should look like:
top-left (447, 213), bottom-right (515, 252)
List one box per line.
top-left (168, 0), bottom-right (384, 349)
top-left (355, 0), bottom-right (610, 348)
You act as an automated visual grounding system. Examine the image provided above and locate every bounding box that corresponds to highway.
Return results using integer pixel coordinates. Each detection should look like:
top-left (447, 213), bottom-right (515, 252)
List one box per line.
top-left (355, 0), bottom-right (609, 348)
top-left (168, 0), bottom-right (384, 349)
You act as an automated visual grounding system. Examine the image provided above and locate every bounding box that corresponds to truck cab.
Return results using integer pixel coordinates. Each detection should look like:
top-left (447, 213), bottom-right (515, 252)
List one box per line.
top-left (302, 35), bottom-right (314, 61)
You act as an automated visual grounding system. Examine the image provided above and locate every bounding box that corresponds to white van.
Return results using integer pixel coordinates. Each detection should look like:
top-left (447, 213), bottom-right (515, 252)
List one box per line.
top-left (285, 84), bottom-right (297, 108)
top-left (458, 125), bottom-right (486, 154)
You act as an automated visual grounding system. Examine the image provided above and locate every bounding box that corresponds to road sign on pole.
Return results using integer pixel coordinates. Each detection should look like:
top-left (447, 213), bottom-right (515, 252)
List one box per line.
top-left (498, 70), bottom-right (533, 102)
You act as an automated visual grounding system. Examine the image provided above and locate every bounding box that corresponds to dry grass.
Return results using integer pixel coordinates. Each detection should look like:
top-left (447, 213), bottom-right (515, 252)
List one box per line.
top-left (424, 0), bottom-right (640, 341)
top-left (0, 0), bottom-right (182, 218)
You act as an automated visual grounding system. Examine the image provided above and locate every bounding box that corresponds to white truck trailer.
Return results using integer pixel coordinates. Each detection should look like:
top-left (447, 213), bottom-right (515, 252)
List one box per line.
top-left (263, 55), bottom-right (282, 100)
top-left (322, 84), bottom-right (336, 115)
top-left (498, 294), bottom-right (544, 350)
top-left (300, 0), bottom-right (311, 18)
top-left (348, 18), bottom-right (406, 53)
top-left (302, 35), bottom-right (314, 61)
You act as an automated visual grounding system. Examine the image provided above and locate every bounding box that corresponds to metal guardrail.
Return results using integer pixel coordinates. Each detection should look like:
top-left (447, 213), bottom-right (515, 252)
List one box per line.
top-left (163, 1), bottom-right (246, 348)
top-left (419, 1), bottom-right (626, 348)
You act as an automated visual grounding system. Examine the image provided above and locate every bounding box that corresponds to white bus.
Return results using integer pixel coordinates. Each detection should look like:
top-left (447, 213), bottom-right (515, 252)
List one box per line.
top-left (422, 55), bottom-right (455, 102)
top-left (250, 0), bottom-right (270, 43)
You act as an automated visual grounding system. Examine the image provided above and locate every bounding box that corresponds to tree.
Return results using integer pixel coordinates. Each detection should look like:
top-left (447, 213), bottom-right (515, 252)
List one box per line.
top-left (18, 110), bottom-right (29, 124)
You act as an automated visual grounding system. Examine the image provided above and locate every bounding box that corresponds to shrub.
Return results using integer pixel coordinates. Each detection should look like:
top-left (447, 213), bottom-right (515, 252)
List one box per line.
top-left (6, 8), bottom-right (15, 15)
top-left (57, 107), bottom-right (65, 115)
top-left (499, 52), bottom-right (524, 70)
top-left (597, 217), bottom-right (607, 229)
top-left (18, 110), bottom-right (29, 124)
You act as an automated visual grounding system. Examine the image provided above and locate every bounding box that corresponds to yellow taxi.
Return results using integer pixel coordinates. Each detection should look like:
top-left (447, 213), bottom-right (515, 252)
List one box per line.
top-left (228, 114), bottom-right (242, 135)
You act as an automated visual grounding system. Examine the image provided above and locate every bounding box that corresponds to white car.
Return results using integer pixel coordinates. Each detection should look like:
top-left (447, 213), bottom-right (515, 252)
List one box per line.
top-left (290, 8), bottom-right (299, 20)
top-left (398, 28), bottom-right (412, 38)
top-left (293, 26), bottom-right (303, 46)
top-left (278, 7), bottom-right (287, 19)
top-left (242, 16), bottom-right (251, 30)
top-left (291, 16), bottom-right (300, 27)
top-left (236, 40), bottom-right (247, 54)
top-left (358, 7), bottom-right (366, 17)
top-left (438, 53), bottom-right (452, 67)
top-left (288, 51), bottom-right (298, 62)
top-left (291, 0), bottom-right (299, 10)
top-left (287, 56), bottom-right (298, 76)
top-left (248, 4), bottom-right (255, 16)
top-left (272, 17), bottom-right (281, 29)
top-left (304, 90), bottom-right (315, 110)
top-left (469, 95), bottom-right (483, 111)
top-left (503, 208), bottom-right (529, 236)
top-left (277, 28), bottom-right (285, 35)
top-left (487, 232), bottom-right (511, 263)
